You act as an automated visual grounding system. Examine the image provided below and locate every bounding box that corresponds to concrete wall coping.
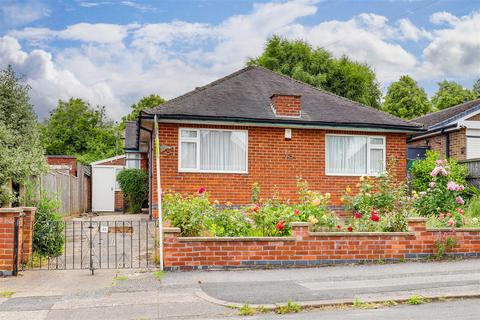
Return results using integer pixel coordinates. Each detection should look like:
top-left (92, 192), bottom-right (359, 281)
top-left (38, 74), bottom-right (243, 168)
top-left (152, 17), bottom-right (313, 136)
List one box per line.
top-left (309, 231), bottom-right (415, 237)
top-left (429, 228), bottom-right (480, 232)
top-left (0, 207), bottom-right (23, 213)
top-left (22, 207), bottom-right (37, 212)
top-left (290, 222), bottom-right (310, 227)
top-left (164, 227), bottom-right (181, 233)
top-left (178, 236), bottom-right (296, 242)
top-left (407, 217), bottom-right (428, 222)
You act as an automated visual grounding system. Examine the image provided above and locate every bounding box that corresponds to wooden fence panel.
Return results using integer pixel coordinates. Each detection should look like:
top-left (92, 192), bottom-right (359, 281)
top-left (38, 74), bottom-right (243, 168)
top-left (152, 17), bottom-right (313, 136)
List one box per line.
top-left (70, 176), bottom-right (80, 215)
top-left (459, 159), bottom-right (480, 189)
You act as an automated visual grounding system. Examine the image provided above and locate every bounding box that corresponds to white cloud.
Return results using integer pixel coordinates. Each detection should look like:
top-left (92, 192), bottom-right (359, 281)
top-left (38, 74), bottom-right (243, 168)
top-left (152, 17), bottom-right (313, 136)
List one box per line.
top-left (430, 11), bottom-right (460, 26)
top-left (2, 2), bottom-right (479, 120)
top-left (423, 11), bottom-right (480, 77)
top-left (11, 23), bottom-right (135, 44)
top-left (397, 18), bottom-right (432, 41)
top-left (1, 1), bottom-right (50, 26)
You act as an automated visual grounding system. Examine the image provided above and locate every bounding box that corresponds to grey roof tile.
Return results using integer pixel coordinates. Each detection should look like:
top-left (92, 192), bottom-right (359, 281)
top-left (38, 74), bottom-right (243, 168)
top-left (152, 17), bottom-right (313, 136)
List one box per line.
top-left (413, 98), bottom-right (480, 129)
top-left (145, 66), bottom-right (421, 130)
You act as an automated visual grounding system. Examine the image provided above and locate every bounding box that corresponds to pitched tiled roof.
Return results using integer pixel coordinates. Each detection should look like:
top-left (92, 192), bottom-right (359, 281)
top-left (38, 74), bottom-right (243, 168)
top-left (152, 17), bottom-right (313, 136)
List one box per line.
top-left (145, 66), bottom-right (421, 131)
top-left (413, 98), bottom-right (480, 129)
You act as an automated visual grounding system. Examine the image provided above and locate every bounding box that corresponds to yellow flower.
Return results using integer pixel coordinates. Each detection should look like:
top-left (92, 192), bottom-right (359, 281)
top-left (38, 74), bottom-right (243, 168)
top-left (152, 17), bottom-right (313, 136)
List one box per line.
top-left (225, 201), bottom-right (232, 207)
top-left (359, 176), bottom-right (365, 182)
top-left (322, 215), bottom-right (327, 220)
top-left (307, 190), bottom-right (312, 195)
top-left (340, 196), bottom-right (345, 203)
top-left (312, 198), bottom-right (321, 206)
top-left (356, 183), bottom-right (360, 188)
top-left (325, 192), bottom-right (331, 198)
top-left (213, 200), bottom-right (220, 205)
top-left (308, 215), bottom-right (319, 225)
top-left (346, 186), bottom-right (351, 193)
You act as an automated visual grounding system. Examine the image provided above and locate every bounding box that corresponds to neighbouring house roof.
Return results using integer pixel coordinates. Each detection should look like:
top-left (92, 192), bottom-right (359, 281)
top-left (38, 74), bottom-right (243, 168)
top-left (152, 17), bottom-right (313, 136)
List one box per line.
top-left (124, 121), bottom-right (139, 151)
top-left (143, 66), bottom-right (422, 132)
top-left (413, 98), bottom-right (480, 130)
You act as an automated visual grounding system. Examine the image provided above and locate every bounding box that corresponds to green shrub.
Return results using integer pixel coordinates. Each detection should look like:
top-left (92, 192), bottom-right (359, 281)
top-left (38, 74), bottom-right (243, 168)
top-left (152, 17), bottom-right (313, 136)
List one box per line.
top-left (342, 170), bottom-right (413, 232)
top-left (410, 150), bottom-right (467, 192)
top-left (116, 169), bottom-right (148, 213)
top-left (32, 194), bottom-right (64, 257)
top-left (415, 159), bottom-right (466, 227)
top-left (206, 208), bottom-right (252, 237)
top-left (163, 192), bottom-right (214, 236)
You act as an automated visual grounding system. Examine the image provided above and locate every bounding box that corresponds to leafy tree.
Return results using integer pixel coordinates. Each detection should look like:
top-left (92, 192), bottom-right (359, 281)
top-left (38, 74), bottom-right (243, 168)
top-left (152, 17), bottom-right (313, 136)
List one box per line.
top-left (120, 94), bottom-right (165, 130)
top-left (382, 75), bottom-right (432, 119)
top-left (431, 80), bottom-right (477, 110)
top-left (248, 36), bottom-right (382, 108)
top-left (41, 98), bottom-right (120, 164)
top-left (0, 66), bottom-right (45, 206)
top-left (473, 78), bottom-right (480, 98)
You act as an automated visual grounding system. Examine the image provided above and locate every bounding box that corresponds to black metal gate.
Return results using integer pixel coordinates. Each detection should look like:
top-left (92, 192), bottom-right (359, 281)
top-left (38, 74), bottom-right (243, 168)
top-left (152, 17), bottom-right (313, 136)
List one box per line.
top-left (24, 218), bottom-right (159, 273)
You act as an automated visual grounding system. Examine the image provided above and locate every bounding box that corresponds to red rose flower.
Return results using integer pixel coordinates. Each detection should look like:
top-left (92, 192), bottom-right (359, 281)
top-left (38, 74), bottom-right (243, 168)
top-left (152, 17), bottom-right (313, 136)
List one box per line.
top-left (347, 226), bottom-right (353, 232)
top-left (276, 220), bottom-right (285, 230)
top-left (197, 186), bottom-right (206, 194)
top-left (294, 209), bottom-right (300, 216)
top-left (354, 212), bottom-right (362, 219)
top-left (370, 214), bottom-right (380, 222)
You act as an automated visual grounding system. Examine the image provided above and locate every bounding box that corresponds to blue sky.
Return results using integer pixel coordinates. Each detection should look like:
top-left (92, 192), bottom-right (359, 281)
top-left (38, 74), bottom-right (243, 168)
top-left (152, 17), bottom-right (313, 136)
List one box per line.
top-left (1, 0), bottom-right (479, 119)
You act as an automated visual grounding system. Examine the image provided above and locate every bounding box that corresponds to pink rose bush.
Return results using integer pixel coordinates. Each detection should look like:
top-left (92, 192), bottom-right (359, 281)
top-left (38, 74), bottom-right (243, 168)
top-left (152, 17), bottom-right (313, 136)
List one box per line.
top-left (415, 159), bottom-right (467, 228)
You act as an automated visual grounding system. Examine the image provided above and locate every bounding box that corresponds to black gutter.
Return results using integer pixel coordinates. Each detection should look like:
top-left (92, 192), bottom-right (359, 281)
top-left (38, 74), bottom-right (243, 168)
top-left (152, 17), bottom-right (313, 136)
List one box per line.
top-left (444, 128), bottom-right (450, 158)
top-left (139, 114), bottom-right (424, 132)
top-left (137, 116), bottom-right (154, 221)
top-left (408, 123), bottom-right (458, 142)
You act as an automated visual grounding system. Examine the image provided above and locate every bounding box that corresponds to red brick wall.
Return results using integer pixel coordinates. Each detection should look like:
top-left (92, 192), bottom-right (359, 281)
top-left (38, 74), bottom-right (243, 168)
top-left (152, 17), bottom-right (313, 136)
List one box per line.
top-left (163, 219), bottom-right (480, 270)
top-left (115, 191), bottom-right (124, 211)
top-left (0, 207), bottom-right (36, 276)
top-left (152, 123), bottom-right (407, 214)
top-left (47, 156), bottom-right (77, 176)
top-left (271, 95), bottom-right (301, 117)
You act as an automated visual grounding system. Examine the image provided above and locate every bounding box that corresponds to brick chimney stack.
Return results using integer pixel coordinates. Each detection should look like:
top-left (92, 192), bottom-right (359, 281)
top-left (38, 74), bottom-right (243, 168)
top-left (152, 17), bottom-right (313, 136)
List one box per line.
top-left (271, 94), bottom-right (301, 117)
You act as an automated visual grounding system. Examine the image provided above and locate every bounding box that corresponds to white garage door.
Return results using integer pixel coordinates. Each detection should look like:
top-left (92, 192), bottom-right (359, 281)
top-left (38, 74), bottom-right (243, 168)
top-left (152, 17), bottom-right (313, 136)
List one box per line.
top-left (467, 129), bottom-right (480, 159)
top-left (92, 166), bottom-right (116, 212)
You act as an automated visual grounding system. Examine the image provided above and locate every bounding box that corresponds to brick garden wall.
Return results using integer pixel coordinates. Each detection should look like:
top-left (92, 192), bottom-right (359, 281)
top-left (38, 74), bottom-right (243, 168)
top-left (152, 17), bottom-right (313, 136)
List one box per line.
top-left (163, 218), bottom-right (480, 270)
top-left (0, 207), bottom-right (36, 276)
top-left (152, 123), bottom-right (407, 217)
top-left (47, 156), bottom-right (78, 176)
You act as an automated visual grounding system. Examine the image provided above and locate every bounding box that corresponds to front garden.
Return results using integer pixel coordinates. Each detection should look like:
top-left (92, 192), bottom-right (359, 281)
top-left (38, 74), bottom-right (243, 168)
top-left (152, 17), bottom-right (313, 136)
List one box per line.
top-left (163, 151), bottom-right (480, 237)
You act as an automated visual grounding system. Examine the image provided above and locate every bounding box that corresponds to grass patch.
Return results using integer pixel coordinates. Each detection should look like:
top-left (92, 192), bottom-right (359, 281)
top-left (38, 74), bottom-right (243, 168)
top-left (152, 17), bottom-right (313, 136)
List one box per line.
top-left (407, 295), bottom-right (425, 305)
top-left (0, 291), bottom-right (14, 298)
top-left (383, 300), bottom-right (398, 307)
top-left (275, 300), bottom-right (301, 314)
top-left (238, 304), bottom-right (255, 316)
top-left (153, 270), bottom-right (165, 280)
top-left (111, 274), bottom-right (129, 286)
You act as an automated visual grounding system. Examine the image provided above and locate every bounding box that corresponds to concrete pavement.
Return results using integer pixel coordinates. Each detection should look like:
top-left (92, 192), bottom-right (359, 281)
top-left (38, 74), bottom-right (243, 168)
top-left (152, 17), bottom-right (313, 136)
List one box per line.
top-left (1, 259), bottom-right (480, 319)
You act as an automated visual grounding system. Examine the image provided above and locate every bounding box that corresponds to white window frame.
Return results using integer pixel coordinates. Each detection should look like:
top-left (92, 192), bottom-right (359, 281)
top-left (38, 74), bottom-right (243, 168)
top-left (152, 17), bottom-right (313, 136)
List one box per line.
top-left (126, 153), bottom-right (141, 169)
top-left (325, 134), bottom-right (386, 176)
top-left (178, 128), bottom-right (248, 174)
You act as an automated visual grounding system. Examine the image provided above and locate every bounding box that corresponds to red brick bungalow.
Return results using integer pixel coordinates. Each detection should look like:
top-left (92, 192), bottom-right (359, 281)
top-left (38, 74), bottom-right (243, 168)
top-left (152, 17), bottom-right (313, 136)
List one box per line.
top-left (128, 66), bottom-right (423, 218)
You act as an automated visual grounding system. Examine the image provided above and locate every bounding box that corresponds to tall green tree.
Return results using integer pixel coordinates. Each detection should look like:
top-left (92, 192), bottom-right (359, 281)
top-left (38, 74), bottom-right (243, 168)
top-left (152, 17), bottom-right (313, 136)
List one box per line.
top-left (473, 78), bottom-right (480, 98)
top-left (248, 36), bottom-right (382, 108)
top-left (120, 94), bottom-right (165, 130)
top-left (41, 98), bottom-right (119, 164)
top-left (0, 66), bottom-right (45, 206)
top-left (431, 80), bottom-right (477, 110)
top-left (382, 75), bottom-right (432, 119)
